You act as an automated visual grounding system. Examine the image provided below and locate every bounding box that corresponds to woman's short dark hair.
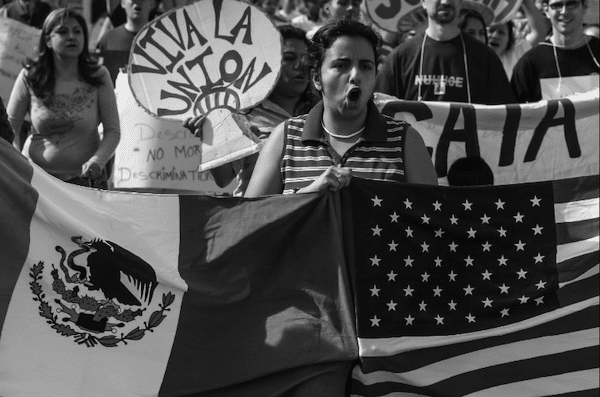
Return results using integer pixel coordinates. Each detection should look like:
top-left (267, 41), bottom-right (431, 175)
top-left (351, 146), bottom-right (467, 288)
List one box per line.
top-left (278, 24), bottom-right (309, 44)
top-left (447, 156), bottom-right (494, 186)
top-left (25, 7), bottom-right (102, 104)
top-left (307, 18), bottom-right (382, 76)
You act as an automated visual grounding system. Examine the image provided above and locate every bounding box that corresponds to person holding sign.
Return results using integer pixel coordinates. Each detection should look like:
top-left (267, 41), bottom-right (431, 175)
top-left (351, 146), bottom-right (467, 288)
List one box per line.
top-left (7, 8), bottom-right (120, 188)
top-left (245, 18), bottom-right (437, 197)
top-left (184, 25), bottom-right (318, 196)
top-left (374, 0), bottom-right (515, 104)
top-left (511, 0), bottom-right (600, 101)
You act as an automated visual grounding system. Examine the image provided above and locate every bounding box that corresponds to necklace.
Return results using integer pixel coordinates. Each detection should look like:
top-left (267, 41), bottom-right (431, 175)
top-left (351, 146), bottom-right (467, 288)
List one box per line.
top-left (321, 121), bottom-right (365, 139)
top-left (417, 31), bottom-right (472, 103)
top-left (550, 36), bottom-right (600, 94)
top-left (550, 35), bottom-right (588, 49)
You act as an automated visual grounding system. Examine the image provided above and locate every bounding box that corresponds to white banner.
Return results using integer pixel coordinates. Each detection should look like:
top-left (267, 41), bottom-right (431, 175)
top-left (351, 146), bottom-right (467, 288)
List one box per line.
top-left (375, 91), bottom-right (600, 185)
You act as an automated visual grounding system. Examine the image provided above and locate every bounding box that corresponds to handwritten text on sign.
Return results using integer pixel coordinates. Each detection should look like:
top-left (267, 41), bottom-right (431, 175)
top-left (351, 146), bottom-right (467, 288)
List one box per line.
top-left (114, 72), bottom-right (236, 193)
top-left (0, 18), bottom-right (40, 104)
top-left (128, 0), bottom-right (282, 120)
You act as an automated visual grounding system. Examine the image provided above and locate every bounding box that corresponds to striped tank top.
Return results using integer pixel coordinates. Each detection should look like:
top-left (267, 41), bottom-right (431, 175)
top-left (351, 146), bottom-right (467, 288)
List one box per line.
top-left (281, 102), bottom-right (408, 194)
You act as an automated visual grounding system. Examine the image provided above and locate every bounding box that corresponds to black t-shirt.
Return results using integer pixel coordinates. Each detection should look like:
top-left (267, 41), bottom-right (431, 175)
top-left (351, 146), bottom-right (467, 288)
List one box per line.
top-left (511, 37), bottom-right (600, 103)
top-left (375, 32), bottom-right (516, 105)
top-left (97, 25), bottom-right (138, 84)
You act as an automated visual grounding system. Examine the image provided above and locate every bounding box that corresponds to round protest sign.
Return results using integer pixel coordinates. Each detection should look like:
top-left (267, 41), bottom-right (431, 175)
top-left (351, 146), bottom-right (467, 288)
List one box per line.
top-left (128, 0), bottom-right (282, 121)
top-left (366, 0), bottom-right (522, 33)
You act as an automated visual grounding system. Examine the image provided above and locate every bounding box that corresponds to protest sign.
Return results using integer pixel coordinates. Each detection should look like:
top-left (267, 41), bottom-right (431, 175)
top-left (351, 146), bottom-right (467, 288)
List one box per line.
top-left (366, 0), bottom-right (521, 33)
top-left (112, 72), bottom-right (238, 193)
top-left (375, 90), bottom-right (600, 185)
top-left (127, 0), bottom-right (280, 171)
top-left (0, 18), bottom-right (40, 104)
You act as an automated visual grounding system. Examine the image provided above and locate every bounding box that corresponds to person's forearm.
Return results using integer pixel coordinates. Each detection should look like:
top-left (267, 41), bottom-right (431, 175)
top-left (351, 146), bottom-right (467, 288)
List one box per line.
top-left (522, 0), bottom-right (547, 45)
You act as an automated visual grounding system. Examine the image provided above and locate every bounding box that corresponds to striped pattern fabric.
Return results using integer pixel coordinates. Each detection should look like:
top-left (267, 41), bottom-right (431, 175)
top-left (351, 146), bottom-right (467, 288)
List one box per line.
top-left (346, 175), bottom-right (599, 396)
top-left (281, 110), bottom-right (409, 194)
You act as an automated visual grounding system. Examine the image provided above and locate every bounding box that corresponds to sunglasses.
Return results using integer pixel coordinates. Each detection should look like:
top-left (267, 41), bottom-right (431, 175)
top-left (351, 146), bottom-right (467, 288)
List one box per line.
top-left (547, 0), bottom-right (581, 10)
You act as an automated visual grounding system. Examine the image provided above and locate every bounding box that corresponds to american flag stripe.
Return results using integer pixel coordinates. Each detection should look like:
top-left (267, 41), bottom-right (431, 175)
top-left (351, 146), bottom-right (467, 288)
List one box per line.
top-left (353, 352), bottom-right (599, 397)
top-left (349, 175), bottom-right (599, 396)
top-left (552, 176), bottom-right (598, 202)
top-left (556, 218), bottom-right (599, 244)
top-left (462, 370), bottom-right (599, 397)
top-left (358, 300), bottom-right (598, 360)
top-left (354, 340), bottom-right (598, 396)
top-left (557, 252), bottom-right (598, 284)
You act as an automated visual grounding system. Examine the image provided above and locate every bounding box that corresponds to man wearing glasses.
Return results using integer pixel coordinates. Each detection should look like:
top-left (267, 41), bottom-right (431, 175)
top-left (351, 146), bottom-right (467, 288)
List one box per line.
top-left (511, 0), bottom-right (600, 102)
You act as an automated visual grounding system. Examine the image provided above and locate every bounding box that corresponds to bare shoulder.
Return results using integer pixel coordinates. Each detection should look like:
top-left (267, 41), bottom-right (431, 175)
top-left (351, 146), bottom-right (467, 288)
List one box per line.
top-left (244, 120), bottom-right (287, 197)
top-left (404, 125), bottom-right (438, 185)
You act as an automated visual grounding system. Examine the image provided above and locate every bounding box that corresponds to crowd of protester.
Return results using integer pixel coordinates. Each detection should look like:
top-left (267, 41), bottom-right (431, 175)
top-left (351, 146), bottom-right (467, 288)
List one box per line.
top-left (0, 0), bottom-right (598, 395)
top-left (0, 0), bottom-right (598, 192)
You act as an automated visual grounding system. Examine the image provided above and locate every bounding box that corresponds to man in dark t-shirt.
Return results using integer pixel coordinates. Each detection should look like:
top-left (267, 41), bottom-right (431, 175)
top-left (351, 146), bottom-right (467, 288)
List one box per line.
top-left (97, 0), bottom-right (157, 84)
top-left (375, 0), bottom-right (515, 105)
top-left (511, 0), bottom-right (600, 102)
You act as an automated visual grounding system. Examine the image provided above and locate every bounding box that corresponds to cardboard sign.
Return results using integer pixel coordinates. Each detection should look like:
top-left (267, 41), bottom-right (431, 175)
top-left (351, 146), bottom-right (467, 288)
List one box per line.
top-left (128, 0), bottom-right (281, 119)
top-left (374, 90), bottom-right (599, 185)
top-left (366, 0), bottom-right (521, 33)
top-left (127, 0), bottom-right (280, 171)
top-left (112, 72), bottom-right (237, 194)
top-left (0, 18), bottom-right (40, 104)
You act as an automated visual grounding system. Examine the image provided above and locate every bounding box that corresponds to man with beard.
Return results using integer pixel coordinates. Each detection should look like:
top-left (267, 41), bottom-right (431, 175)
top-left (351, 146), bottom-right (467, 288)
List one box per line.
top-left (511, 0), bottom-right (600, 101)
top-left (374, 0), bottom-right (515, 104)
top-left (96, 0), bottom-right (158, 84)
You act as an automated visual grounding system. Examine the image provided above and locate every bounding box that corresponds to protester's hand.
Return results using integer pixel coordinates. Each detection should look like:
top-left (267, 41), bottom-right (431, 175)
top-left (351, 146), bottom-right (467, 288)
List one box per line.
top-left (183, 115), bottom-right (206, 139)
top-left (81, 160), bottom-right (103, 179)
top-left (297, 166), bottom-right (352, 194)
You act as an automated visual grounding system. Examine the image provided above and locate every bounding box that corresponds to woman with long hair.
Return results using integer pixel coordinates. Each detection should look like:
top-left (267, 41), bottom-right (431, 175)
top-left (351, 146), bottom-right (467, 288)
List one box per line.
top-left (7, 7), bottom-right (120, 188)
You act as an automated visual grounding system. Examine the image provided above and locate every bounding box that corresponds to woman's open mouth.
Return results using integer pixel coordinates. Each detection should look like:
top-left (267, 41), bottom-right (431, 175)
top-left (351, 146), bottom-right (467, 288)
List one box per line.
top-left (347, 87), bottom-right (361, 103)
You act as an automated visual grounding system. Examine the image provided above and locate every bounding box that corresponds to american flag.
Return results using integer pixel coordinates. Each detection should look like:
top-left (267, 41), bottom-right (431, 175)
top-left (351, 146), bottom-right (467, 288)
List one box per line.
top-left (345, 175), bottom-right (599, 396)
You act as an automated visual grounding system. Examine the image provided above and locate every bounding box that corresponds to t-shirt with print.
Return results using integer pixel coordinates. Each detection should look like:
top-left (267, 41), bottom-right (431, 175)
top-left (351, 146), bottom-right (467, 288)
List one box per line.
top-left (375, 32), bottom-right (515, 104)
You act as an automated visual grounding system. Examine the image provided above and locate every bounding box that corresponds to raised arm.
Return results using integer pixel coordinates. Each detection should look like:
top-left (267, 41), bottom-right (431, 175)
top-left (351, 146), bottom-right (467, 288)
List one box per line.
top-left (522, 0), bottom-right (548, 46)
